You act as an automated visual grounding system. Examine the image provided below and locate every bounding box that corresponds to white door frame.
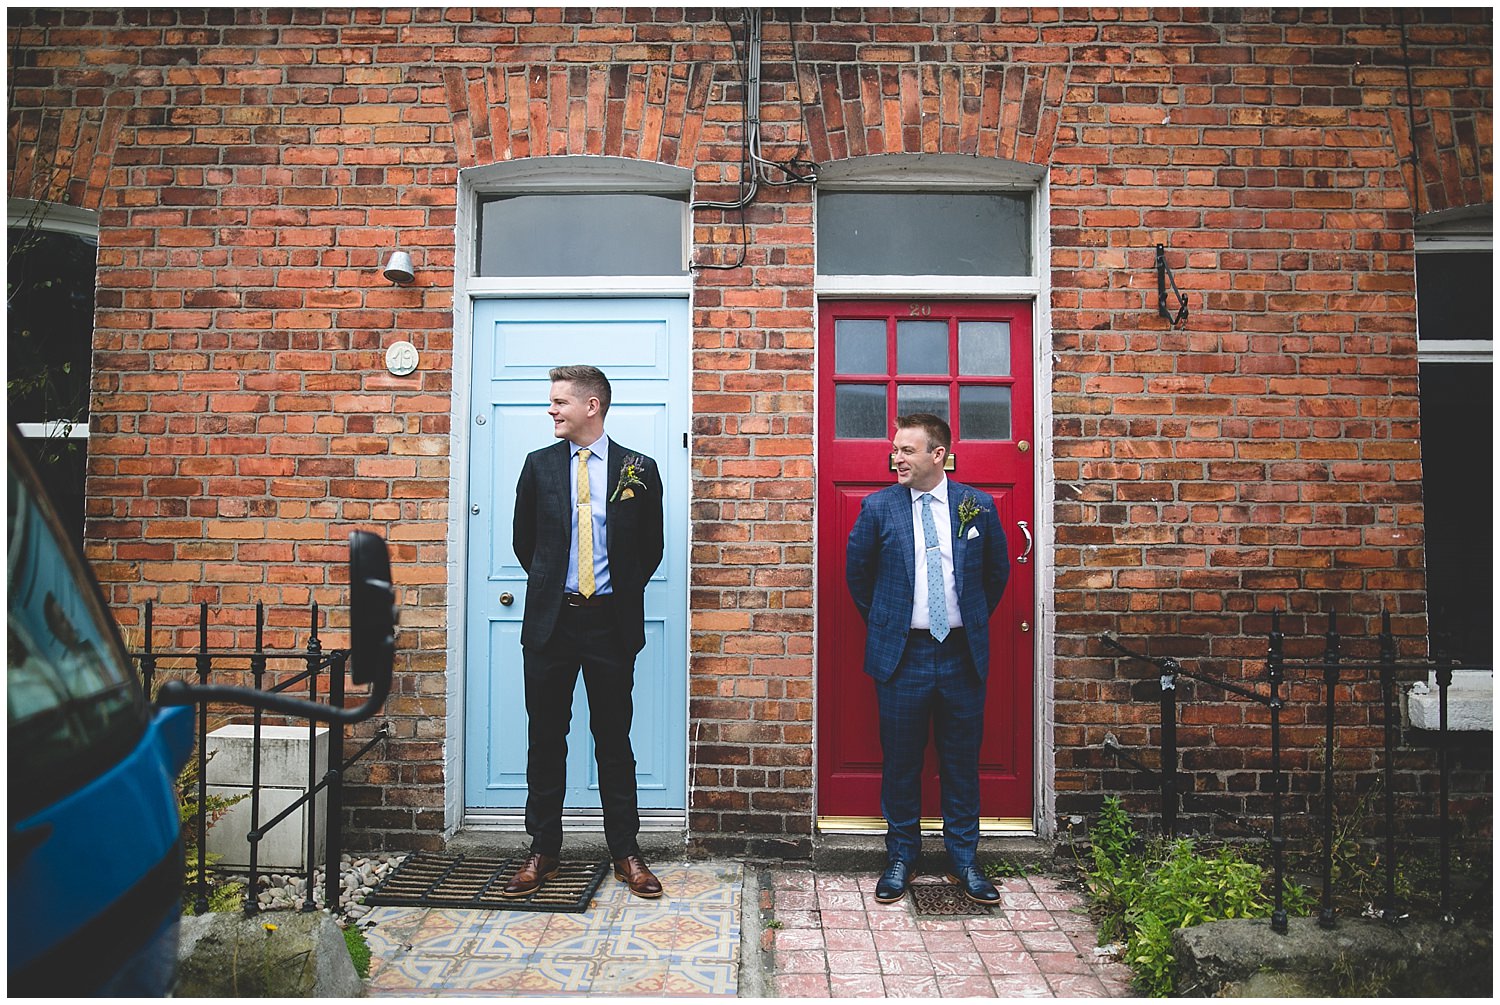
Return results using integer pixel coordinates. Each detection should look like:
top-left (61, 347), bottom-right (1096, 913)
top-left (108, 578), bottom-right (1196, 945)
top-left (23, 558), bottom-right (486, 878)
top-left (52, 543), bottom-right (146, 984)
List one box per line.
top-left (445, 158), bottom-right (694, 837)
top-left (809, 155), bottom-right (1057, 838)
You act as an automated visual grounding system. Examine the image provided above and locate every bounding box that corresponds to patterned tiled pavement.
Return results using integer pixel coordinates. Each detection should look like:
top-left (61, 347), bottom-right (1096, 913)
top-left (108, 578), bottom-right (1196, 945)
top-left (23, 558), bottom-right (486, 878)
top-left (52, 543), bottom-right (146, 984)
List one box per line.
top-left (762, 868), bottom-right (1135, 998)
top-left (362, 861), bottom-right (743, 996)
top-left (357, 858), bottom-right (1134, 998)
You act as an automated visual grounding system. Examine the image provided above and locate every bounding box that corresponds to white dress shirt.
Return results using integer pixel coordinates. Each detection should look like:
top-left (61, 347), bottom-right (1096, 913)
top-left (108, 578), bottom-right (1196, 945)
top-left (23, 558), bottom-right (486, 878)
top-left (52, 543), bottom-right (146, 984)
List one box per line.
top-left (909, 477), bottom-right (962, 631)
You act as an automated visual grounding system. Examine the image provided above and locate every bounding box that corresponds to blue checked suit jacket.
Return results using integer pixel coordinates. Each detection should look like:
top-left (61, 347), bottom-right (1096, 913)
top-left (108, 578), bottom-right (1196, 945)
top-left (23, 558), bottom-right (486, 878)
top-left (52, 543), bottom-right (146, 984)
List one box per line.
top-left (845, 481), bottom-right (1010, 684)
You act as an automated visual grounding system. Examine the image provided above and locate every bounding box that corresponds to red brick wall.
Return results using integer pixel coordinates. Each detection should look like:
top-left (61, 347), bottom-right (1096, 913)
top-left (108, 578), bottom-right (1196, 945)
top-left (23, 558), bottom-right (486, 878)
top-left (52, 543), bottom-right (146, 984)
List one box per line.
top-left (8, 8), bottom-right (1491, 852)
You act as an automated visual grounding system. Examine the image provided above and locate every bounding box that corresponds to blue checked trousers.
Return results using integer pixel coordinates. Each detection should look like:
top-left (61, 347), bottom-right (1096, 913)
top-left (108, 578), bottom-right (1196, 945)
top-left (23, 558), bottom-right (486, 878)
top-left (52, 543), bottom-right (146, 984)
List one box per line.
top-left (875, 627), bottom-right (986, 870)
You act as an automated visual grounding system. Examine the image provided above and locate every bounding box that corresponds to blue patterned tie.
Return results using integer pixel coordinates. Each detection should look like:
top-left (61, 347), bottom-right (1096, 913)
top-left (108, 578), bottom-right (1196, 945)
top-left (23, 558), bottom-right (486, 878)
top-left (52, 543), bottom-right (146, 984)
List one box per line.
top-left (920, 493), bottom-right (949, 642)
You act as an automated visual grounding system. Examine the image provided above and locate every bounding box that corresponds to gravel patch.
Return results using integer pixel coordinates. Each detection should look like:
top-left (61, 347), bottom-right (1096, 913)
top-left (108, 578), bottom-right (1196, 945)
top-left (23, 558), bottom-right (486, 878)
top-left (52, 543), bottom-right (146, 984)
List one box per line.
top-left (251, 852), bottom-right (406, 919)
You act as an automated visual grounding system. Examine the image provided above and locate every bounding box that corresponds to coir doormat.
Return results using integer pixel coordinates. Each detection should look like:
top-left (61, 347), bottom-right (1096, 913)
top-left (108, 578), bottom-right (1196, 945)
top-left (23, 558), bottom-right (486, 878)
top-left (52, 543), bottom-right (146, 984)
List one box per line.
top-left (364, 853), bottom-right (609, 913)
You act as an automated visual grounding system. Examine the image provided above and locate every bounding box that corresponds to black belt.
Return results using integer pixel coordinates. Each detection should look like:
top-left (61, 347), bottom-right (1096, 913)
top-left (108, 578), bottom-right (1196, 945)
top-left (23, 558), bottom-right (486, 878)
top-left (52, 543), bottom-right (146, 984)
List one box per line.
top-left (911, 626), bottom-right (965, 642)
top-left (564, 592), bottom-right (611, 608)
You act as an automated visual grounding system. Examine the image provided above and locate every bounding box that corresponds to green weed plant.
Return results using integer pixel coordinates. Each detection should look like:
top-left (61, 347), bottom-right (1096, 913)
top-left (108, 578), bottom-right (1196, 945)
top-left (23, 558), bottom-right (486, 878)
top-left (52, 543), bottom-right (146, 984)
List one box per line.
top-left (343, 923), bottom-right (371, 980)
top-left (1083, 797), bottom-right (1312, 997)
top-left (983, 855), bottom-right (1048, 879)
top-left (136, 663), bottom-right (249, 914)
top-left (178, 750), bottom-right (248, 912)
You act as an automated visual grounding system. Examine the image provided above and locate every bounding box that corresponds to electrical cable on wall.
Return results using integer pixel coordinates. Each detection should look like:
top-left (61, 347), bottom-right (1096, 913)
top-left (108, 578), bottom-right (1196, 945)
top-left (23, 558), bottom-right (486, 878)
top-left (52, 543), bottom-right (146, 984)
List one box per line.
top-left (691, 11), bottom-right (758, 270)
top-left (1398, 11), bottom-right (1428, 218)
top-left (692, 8), bottom-right (818, 271)
top-left (694, 10), bottom-right (760, 214)
top-left (749, 8), bottom-right (819, 188)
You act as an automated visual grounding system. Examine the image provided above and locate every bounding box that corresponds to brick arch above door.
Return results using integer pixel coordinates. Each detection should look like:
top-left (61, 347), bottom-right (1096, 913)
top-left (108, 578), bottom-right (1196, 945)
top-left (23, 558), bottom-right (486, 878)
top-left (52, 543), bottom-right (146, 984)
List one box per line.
top-left (797, 63), bottom-right (1070, 166)
top-left (440, 62), bottom-right (715, 169)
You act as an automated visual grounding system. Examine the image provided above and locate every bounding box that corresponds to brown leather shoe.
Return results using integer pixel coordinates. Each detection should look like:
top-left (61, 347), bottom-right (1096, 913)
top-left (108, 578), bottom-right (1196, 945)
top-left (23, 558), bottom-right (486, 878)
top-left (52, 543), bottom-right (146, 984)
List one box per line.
top-left (502, 852), bottom-right (560, 898)
top-left (612, 854), bottom-right (663, 899)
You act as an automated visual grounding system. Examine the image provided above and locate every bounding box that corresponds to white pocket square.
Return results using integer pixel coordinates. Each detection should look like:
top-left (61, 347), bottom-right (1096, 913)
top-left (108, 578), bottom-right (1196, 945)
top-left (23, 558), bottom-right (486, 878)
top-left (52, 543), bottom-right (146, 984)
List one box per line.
top-left (966, 526), bottom-right (980, 540)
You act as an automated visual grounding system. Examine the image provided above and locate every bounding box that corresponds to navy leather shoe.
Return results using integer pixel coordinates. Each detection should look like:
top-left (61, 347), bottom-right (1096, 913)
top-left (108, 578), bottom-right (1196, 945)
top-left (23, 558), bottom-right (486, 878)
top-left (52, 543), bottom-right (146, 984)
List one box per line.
top-left (874, 860), bottom-right (911, 903)
top-left (948, 864), bottom-right (1000, 905)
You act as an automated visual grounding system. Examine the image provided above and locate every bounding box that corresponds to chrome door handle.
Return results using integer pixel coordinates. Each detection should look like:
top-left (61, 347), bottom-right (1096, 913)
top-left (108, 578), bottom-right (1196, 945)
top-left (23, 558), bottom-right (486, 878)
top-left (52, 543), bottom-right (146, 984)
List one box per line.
top-left (1017, 521), bottom-right (1032, 564)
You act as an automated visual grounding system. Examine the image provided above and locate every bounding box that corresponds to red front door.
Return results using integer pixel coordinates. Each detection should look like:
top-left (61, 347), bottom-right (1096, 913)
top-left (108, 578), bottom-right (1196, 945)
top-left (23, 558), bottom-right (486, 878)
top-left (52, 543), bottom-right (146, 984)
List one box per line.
top-left (817, 299), bottom-right (1035, 825)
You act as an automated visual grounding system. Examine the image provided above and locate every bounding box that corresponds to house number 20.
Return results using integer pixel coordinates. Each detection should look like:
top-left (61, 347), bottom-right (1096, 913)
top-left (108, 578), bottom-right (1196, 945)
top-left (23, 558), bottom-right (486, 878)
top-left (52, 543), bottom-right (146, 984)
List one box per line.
top-left (908, 303), bottom-right (931, 316)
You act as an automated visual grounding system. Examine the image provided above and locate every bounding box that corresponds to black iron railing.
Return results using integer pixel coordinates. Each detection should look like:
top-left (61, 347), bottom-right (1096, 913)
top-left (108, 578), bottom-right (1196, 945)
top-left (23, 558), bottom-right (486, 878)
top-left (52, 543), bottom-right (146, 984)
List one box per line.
top-left (1101, 610), bottom-right (1486, 932)
top-left (133, 598), bottom-right (388, 916)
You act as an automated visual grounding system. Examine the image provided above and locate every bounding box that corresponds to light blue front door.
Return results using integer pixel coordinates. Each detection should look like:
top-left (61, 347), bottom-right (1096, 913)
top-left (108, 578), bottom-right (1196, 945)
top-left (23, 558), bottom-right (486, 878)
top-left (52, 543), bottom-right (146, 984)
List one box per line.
top-left (465, 297), bottom-right (688, 812)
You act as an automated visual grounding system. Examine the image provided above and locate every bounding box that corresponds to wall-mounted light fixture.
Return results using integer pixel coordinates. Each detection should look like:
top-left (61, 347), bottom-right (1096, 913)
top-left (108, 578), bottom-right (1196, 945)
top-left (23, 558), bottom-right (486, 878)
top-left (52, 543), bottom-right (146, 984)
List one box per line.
top-left (383, 250), bottom-right (415, 285)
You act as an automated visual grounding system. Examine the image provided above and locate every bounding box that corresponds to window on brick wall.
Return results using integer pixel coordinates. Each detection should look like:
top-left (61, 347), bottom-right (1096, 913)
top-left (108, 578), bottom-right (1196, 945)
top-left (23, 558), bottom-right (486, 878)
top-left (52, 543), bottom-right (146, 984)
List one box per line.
top-left (476, 191), bottom-right (688, 277)
top-left (6, 200), bottom-right (98, 545)
top-left (812, 155), bottom-right (1044, 296)
top-left (1415, 208), bottom-right (1492, 662)
top-left (817, 191), bottom-right (1031, 276)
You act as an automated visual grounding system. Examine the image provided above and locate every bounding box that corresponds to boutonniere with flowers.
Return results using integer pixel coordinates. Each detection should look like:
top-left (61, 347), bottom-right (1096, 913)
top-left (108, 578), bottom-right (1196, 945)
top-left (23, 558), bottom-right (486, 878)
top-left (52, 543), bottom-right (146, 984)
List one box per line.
top-left (610, 454), bottom-right (648, 502)
top-left (957, 495), bottom-right (986, 540)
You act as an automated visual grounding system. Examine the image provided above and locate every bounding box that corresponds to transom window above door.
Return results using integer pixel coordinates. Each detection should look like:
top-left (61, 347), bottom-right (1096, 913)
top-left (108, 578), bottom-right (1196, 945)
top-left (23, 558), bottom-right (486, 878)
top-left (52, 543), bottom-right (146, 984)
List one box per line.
top-left (812, 155), bottom-right (1044, 297)
top-left (818, 190), bottom-right (1031, 277)
top-left (477, 191), bottom-right (688, 277)
top-left (831, 305), bottom-right (1017, 443)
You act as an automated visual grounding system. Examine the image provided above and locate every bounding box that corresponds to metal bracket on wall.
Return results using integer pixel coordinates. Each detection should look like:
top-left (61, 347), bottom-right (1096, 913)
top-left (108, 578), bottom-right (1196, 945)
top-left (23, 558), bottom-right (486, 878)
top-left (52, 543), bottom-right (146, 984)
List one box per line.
top-left (1155, 243), bottom-right (1189, 328)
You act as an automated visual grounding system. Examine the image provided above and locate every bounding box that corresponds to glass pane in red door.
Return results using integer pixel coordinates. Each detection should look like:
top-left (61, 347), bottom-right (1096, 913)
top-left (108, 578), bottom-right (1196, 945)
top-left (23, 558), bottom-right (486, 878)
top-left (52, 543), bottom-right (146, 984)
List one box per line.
top-left (959, 386), bottom-right (1011, 440)
top-left (896, 320), bottom-right (948, 373)
top-left (958, 320), bottom-right (1011, 375)
top-left (835, 318), bottom-right (887, 374)
top-left (836, 384), bottom-right (887, 438)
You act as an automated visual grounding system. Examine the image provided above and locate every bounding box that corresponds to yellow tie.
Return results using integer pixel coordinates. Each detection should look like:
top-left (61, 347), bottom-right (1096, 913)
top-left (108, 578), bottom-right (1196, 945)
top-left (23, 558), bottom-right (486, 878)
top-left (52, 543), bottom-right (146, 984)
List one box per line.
top-left (576, 448), bottom-right (595, 597)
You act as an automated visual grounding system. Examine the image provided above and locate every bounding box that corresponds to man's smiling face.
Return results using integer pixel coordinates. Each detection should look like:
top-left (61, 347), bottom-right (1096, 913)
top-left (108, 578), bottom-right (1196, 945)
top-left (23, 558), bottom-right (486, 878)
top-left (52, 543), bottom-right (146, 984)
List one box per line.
top-left (548, 380), bottom-right (599, 445)
top-left (891, 425), bottom-right (944, 492)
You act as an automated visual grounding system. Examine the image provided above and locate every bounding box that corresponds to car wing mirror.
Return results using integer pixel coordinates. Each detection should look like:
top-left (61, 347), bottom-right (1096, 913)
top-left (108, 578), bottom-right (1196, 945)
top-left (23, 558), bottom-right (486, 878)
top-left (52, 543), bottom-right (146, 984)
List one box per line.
top-left (157, 531), bottom-right (397, 723)
top-left (348, 530), bottom-right (396, 687)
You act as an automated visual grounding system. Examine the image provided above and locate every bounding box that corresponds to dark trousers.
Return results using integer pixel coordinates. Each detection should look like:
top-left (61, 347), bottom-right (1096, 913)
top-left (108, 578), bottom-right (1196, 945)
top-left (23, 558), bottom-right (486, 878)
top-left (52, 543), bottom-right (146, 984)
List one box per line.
top-left (875, 627), bottom-right (986, 870)
top-left (522, 600), bottom-right (641, 860)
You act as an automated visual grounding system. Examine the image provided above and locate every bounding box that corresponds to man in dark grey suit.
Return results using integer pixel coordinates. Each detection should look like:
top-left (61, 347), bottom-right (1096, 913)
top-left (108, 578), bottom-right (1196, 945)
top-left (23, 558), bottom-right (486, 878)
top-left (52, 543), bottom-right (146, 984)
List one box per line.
top-left (845, 413), bottom-right (1010, 905)
top-left (504, 365), bottom-right (666, 899)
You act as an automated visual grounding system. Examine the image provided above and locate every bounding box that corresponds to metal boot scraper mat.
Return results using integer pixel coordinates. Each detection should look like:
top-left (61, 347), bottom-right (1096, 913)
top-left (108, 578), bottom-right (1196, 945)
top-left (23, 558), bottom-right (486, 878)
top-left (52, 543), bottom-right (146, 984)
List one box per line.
top-left (364, 852), bottom-right (608, 913)
top-left (910, 880), bottom-right (999, 917)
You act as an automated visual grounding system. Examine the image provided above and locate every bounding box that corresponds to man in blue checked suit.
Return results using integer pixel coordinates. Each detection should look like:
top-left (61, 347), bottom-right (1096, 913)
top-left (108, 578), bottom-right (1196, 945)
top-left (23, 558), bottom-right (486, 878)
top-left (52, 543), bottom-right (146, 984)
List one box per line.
top-left (845, 413), bottom-right (1010, 905)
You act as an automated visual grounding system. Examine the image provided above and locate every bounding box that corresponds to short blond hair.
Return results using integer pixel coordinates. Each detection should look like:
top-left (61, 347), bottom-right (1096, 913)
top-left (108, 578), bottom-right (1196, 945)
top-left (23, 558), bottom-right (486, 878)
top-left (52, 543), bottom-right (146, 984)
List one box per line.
top-left (550, 365), bottom-right (611, 417)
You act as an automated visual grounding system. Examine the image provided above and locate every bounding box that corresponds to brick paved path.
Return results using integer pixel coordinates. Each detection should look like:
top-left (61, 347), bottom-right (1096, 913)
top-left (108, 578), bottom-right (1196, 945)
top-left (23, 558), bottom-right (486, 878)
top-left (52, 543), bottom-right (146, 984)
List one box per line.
top-left (762, 868), bottom-right (1135, 997)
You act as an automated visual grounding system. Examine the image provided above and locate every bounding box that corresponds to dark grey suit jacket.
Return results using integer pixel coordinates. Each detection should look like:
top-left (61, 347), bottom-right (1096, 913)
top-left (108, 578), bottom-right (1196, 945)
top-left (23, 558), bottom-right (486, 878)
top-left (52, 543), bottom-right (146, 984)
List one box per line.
top-left (512, 438), bottom-right (664, 658)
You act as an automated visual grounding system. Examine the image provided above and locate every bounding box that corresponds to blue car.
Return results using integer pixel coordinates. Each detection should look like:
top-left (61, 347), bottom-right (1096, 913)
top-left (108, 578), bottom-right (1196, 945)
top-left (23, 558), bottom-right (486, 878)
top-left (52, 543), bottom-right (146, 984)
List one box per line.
top-left (7, 429), bottom-right (395, 994)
